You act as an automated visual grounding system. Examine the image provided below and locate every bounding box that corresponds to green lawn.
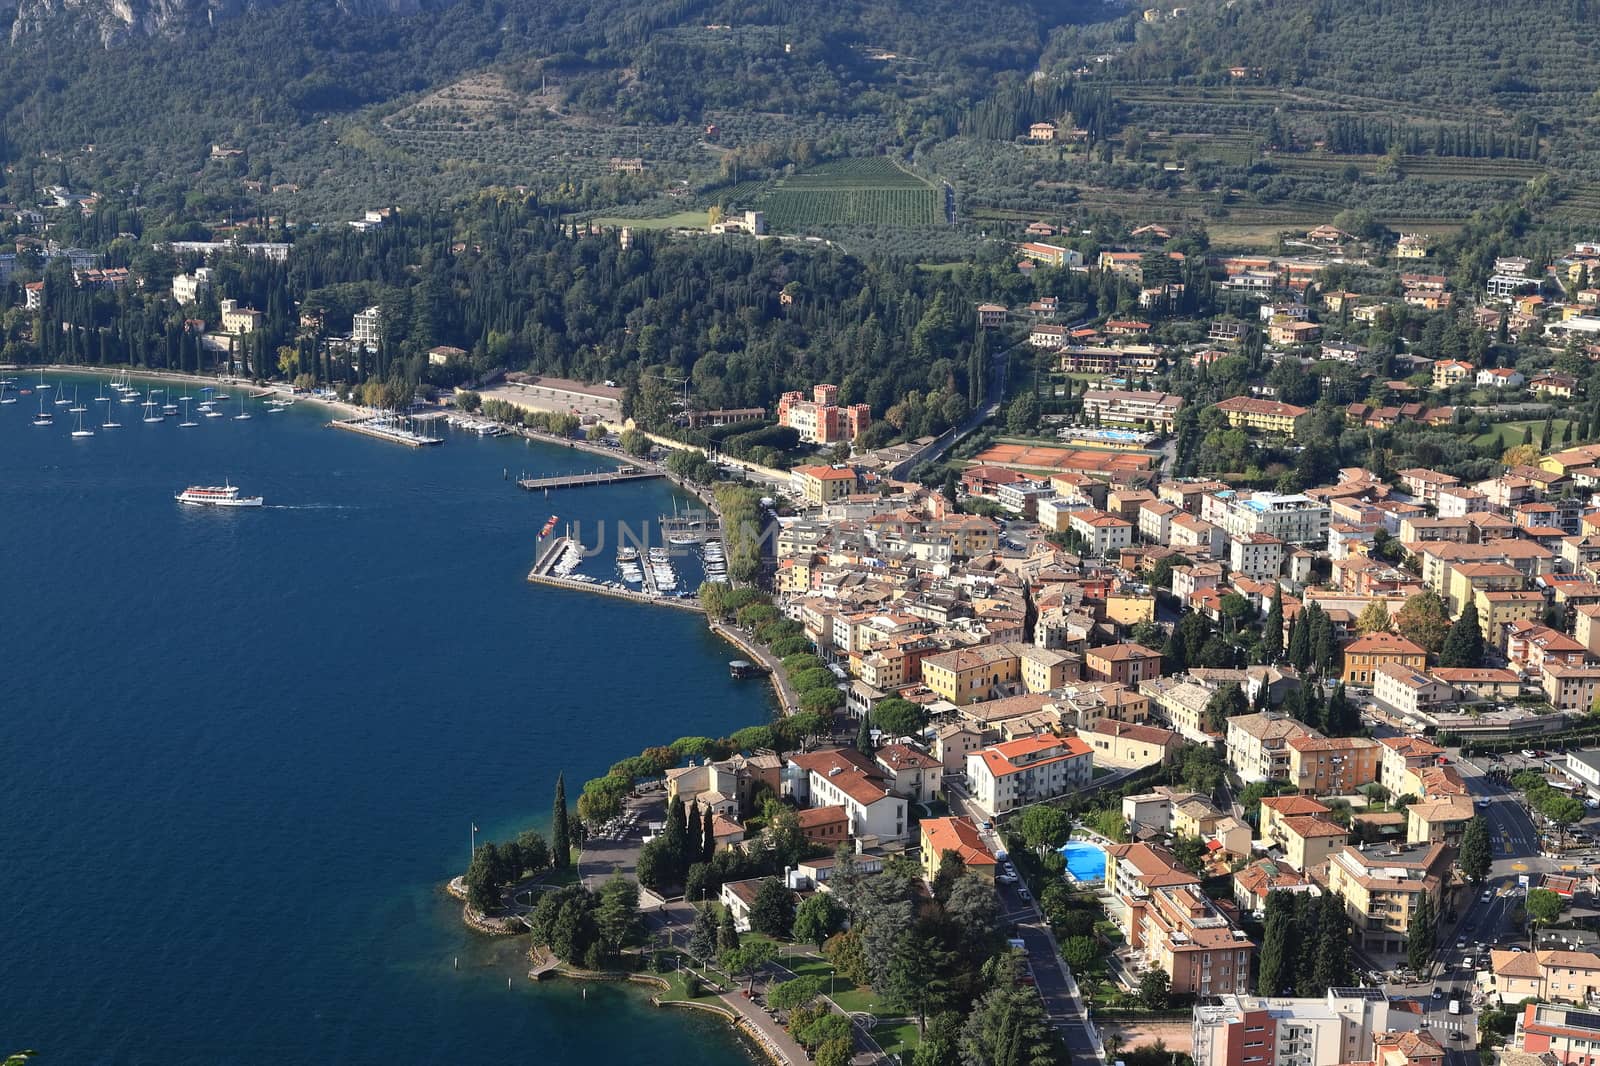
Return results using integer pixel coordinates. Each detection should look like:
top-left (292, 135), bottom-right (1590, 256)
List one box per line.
top-left (781, 956), bottom-right (885, 1014)
top-left (589, 210), bottom-right (707, 230)
top-left (1471, 419), bottom-right (1573, 450)
top-left (656, 968), bottom-right (719, 1003)
top-left (871, 1019), bottom-right (923, 1057)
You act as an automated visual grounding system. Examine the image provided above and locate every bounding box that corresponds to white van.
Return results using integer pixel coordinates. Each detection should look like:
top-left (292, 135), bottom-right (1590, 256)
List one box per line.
top-left (1448, 999), bottom-right (1462, 1016)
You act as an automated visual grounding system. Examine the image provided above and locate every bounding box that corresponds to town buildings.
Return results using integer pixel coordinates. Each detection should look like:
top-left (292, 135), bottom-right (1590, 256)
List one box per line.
top-left (964, 734), bottom-right (1093, 817)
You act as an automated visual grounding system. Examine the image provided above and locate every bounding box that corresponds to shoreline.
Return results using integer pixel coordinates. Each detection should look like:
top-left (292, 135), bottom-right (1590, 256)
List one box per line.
top-left (17, 359), bottom-right (787, 1061)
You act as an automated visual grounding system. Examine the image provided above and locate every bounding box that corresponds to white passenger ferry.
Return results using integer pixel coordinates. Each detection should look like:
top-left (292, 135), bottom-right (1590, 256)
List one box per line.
top-left (174, 482), bottom-right (264, 507)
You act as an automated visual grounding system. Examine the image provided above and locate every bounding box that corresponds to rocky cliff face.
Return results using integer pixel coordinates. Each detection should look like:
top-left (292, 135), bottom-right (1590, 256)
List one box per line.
top-left (7, 0), bottom-right (426, 46)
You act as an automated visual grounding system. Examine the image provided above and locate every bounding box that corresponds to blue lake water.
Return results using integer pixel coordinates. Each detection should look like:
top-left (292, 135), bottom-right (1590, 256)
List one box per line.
top-left (0, 377), bottom-right (762, 1065)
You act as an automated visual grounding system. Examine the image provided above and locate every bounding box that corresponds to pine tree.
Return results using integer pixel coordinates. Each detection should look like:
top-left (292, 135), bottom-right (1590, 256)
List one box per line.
top-left (1263, 585), bottom-right (1284, 663)
top-left (551, 772), bottom-right (571, 870)
top-left (1440, 602), bottom-right (1485, 668)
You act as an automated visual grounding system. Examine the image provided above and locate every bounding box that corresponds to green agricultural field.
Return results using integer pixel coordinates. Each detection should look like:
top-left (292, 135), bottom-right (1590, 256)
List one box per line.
top-left (589, 210), bottom-right (708, 230)
top-left (746, 158), bottom-right (943, 229)
top-left (1472, 419), bottom-right (1573, 450)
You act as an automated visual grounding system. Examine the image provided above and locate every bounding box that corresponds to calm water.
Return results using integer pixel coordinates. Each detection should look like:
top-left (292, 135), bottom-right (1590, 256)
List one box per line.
top-left (0, 377), bottom-right (762, 1065)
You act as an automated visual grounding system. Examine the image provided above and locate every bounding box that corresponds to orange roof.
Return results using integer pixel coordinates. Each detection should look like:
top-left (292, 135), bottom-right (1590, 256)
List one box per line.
top-left (976, 734), bottom-right (1091, 778)
top-left (1259, 795), bottom-right (1331, 816)
top-left (921, 816), bottom-right (997, 867)
top-left (795, 465), bottom-right (859, 481)
top-left (1343, 632), bottom-right (1425, 656)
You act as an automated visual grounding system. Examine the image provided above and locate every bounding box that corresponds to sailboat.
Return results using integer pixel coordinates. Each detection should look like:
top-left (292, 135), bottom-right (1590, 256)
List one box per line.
top-left (143, 400), bottom-right (164, 424)
top-left (32, 394), bottom-right (52, 426)
top-left (102, 397), bottom-right (121, 428)
top-left (70, 408), bottom-right (94, 438)
top-left (162, 394), bottom-right (179, 415)
top-left (95, 380), bottom-right (110, 402)
top-left (36, 373), bottom-right (50, 391)
top-left (179, 397), bottom-right (198, 428)
top-left (0, 382), bottom-right (15, 404)
top-left (233, 393), bottom-right (251, 421)
top-left (53, 383), bottom-right (70, 406)
top-left (69, 387), bottom-right (86, 413)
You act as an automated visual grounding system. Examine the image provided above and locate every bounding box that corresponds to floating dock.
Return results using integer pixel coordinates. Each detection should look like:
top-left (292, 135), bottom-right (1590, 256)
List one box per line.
top-left (329, 417), bottom-right (443, 447)
top-left (517, 469), bottom-right (664, 492)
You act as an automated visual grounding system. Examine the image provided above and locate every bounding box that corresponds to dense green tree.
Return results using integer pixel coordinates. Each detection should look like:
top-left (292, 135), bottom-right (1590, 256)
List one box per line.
top-left (1440, 601), bottom-right (1485, 668)
top-left (688, 904), bottom-right (719, 961)
top-left (959, 956), bottom-right (1058, 1066)
top-left (749, 877), bottom-right (796, 939)
top-left (1395, 591), bottom-right (1451, 655)
top-left (1527, 887), bottom-right (1565, 930)
top-left (1203, 682), bottom-right (1248, 733)
top-left (872, 697), bottom-right (927, 738)
top-left (794, 893), bottom-right (846, 949)
top-left (1016, 805), bottom-right (1073, 850)
top-left (1138, 967), bottom-right (1171, 1010)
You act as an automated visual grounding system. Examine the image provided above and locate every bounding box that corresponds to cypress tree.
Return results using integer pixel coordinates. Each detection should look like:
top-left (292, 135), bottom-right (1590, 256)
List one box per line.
top-left (1263, 585), bottom-right (1284, 663)
top-left (686, 803), bottom-right (704, 863)
top-left (551, 772), bottom-right (571, 870)
top-left (1407, 893), bottom-right (1436, 975)
top-left (1312, 892), bottom-right (1351, 992)
top-left (702, 807), bottom-right (717, 863)
top-left (1257, 890), bottom-right (1292, 996)
top-left (1288, 607), bottom-right (1312, 671)
top-left (856, 712), bottom-right (874, 754)
top-left (1311, 608), bottom-right (1335, 674)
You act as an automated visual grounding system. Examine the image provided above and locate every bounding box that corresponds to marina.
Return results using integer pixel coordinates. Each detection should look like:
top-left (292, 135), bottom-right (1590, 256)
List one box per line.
top-left (329, 414), bottom-right (444, 448)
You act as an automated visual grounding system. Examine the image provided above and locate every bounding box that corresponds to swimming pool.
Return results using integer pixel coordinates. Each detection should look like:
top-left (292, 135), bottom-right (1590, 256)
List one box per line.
top-left (1059, 840), bottom-right (1108, 882)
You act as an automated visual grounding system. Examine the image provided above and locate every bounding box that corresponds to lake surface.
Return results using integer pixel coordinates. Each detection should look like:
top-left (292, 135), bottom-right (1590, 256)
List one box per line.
top-left (0, 377), bottom-right (763, 1065)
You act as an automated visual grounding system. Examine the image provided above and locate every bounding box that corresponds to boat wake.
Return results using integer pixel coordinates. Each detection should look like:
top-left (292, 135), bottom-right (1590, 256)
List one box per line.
top-left (265, 503), bottom-right (354, 511)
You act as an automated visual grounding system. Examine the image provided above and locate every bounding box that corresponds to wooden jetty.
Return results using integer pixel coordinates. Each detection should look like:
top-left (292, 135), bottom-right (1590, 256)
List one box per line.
top-left (517, 468), bottom-right (664, 492)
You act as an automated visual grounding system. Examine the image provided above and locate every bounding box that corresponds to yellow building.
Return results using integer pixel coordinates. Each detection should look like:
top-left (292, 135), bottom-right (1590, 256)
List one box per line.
top-left (1431, 359), bottom-right (1473, 388)
top-left (1325, 842), bottom-right (1452, 954)
top-left (1214, 396), bottom-right (1308, 434)
top-left (1341, 632), bottom-right (1427, 685)
top-left (919, 816), bottom-right (997, 882)
top-left (777, 557), bottom-right (814, 594)
top-left (792, 464), bottom-right (860, 505)
top-left (1444, 561), bottom-right (1525, 616)
top-left (1017, 646), bottom-right (1077, 693)
top-left (1475, 588), bottom-right (1546, 647)
top-left (1406, 796), bottom-right (1475, 847)
top-left (1106, 590), bottom-right (1157, 627)
top-left (921, 644), bottom-right (1020, 706)
top-left (1286, 735), bottom-right (1380, 795)
top-left (1272, 813), bottom-right (1349, 872)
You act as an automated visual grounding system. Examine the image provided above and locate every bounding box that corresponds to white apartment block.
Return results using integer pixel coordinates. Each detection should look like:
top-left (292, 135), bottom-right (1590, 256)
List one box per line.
top-left (965, 734), bottom-right (1093, 818)
top-left (353, 305), bottom-right (383, 350)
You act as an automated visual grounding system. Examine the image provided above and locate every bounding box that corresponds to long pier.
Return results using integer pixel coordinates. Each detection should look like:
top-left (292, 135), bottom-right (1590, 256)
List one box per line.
top-left (525, 571), bottom-right (706, 612)
top-left (517, 469), bottom-right (664, 492)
